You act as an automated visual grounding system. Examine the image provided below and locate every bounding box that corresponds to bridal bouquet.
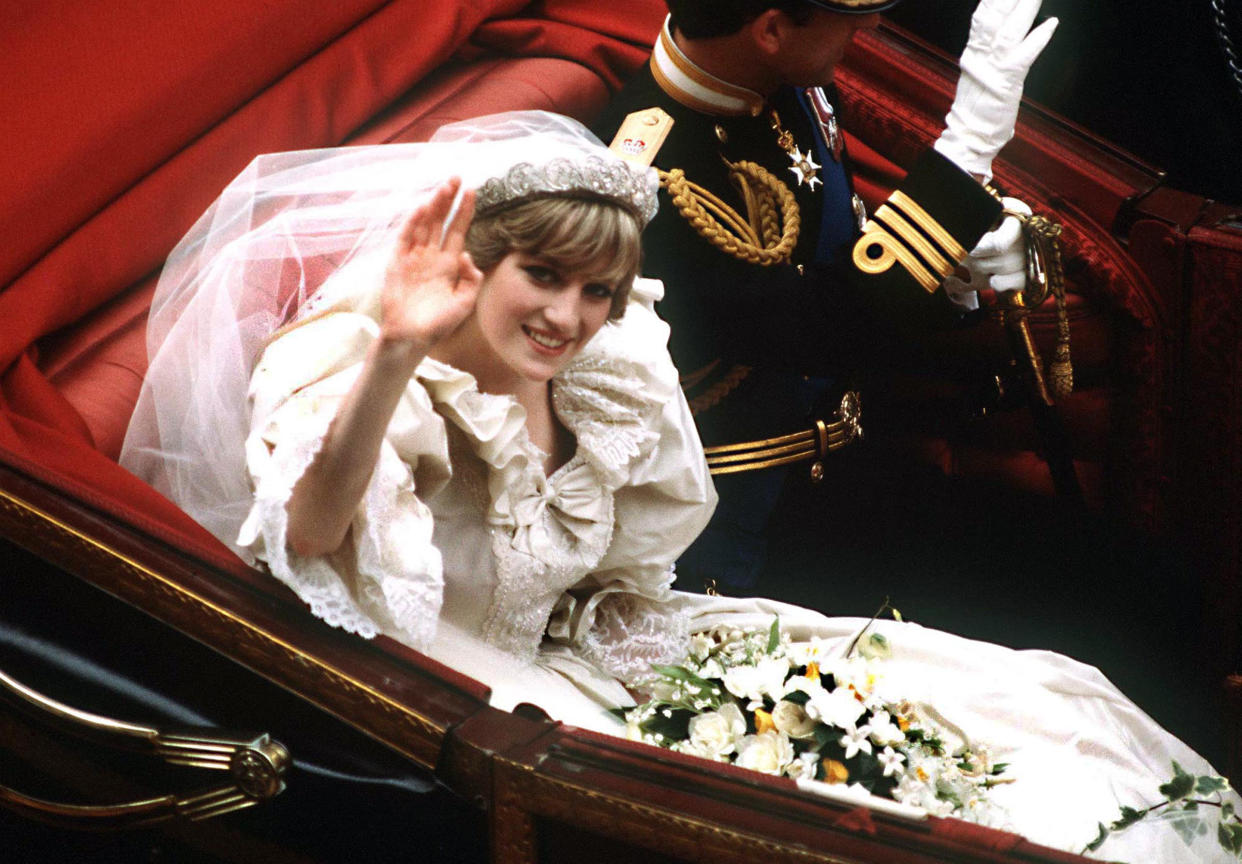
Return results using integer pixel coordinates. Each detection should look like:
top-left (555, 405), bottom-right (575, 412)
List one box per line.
top-left (617, 618), bottom-right (1010, 825)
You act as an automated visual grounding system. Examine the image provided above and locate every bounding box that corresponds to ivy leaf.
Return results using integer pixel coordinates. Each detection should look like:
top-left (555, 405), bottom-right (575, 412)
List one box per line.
top-left (1159, 761), bottom-right (1197, 801)
top-left (1110, 806), bottom-right (1147, 830)
top-left (1219, 820), bottom-right (1242, 854)
top-left (1086, 823), bottom-right (1110, 852)
top-left (1223, 801), bottom-right (1236, 821)
top-left (766, 616), bottom-right (781, 654)
top-left (1197, 775), bottom-right (1230, 795)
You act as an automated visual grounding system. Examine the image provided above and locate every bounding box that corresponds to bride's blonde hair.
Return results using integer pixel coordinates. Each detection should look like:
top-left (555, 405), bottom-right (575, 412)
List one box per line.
top-left (466, 196), bottom-right (642, 320)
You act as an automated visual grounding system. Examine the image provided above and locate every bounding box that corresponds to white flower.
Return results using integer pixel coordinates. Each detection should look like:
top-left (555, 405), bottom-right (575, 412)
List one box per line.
top-left (784, 751), bottom-right (820, 780)
top-left (839, 725), bottom-right (873, 759)
top-left (787, 637), bottom-right (833, 667)
top-left (803, 684), bottom-right (866, 730)
top-left (684, 702), bottom-right (746, 760)
top-left (771, 700), bottom-right (818, 740)
top-left (734, 731), bottom-right (795, 775)
top-left (698, 657), bottom-right (725, 680)
top-left (689, 632), bottom-right (715, 661)
top-left (877, 746), bottom-right (906, 777)
top-left (867, 710), bottom-right (904, 747)
top-left (645, 678), bottom-right (681, 703)
top-left (722, 656), bottom-right (790, 703)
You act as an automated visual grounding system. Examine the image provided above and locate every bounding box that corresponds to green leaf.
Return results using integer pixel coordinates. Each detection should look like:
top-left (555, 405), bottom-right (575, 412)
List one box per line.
top-left (1221, 820), bottom-right (1242, 854)
top-left (1219, 821), bottom-right (1235, 854)
top-left (1223, 801), bottom-right (1236, 820)
top-left (649, 664), bottom-right (721, 695)
top-left (990, 763), bottom-right (1010, 775)
top-left (642, 707), bottom-right (694, 742)
top-left (1110, 806), bottom-right (1147, 830)
top-left (767, 616), bottom-right (781, 654)
top-left (1197, 775), bottom-right (1230, 795)
top-left (1085, 823), bottom-right (1110, 853)
top-left (783, 689), bottom-right (811, 706)
top-left (1159, 761), bottom-right (1197, 801)
top-left (607, 706), bottom-right (630, 722)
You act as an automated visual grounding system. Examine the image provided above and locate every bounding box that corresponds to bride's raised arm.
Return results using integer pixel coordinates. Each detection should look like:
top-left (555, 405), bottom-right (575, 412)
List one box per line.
top-left (285, 180), bottom-right (480, 557)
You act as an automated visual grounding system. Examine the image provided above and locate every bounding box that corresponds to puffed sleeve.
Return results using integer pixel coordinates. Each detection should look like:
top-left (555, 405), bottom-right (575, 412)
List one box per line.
top-left (237, 311), bottom-right (453, 650)
top-left (545, 278), bottom-right (718, 682)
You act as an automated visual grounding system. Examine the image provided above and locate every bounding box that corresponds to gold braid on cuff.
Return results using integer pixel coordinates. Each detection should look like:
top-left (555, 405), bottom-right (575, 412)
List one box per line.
top-left (703, 392), bottom-right (863, 481)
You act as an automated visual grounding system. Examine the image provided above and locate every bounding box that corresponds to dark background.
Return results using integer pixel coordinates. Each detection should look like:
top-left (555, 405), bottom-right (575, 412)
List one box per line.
top-left (889, 0), bottom-right (1242, 205)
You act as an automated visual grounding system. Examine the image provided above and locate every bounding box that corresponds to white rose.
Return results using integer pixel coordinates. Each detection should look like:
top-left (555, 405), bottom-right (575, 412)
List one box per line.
top-left (735, 731), bottom-right (795, 775)
top-left (722, 657), bottom-right (790, 703)
top-left (784, 751), bottom-right (820, 780)
top-left (771, 700), bottom-right (818, 740)
top-left (686, 702), bottom-right (746, 760)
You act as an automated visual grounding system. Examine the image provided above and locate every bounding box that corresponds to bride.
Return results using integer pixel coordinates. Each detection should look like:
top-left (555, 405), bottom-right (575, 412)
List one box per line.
top-left (121, 111), bottom-right (1235, 863)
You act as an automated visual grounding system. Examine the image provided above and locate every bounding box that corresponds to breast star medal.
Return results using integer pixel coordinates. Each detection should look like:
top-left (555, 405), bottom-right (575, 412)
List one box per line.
top-left (770, 109), bottom-right (821, 191)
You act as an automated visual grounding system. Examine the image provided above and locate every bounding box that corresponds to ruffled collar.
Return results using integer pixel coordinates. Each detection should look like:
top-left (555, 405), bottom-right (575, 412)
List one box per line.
top-left (415, 346), bottom-right (664, 564)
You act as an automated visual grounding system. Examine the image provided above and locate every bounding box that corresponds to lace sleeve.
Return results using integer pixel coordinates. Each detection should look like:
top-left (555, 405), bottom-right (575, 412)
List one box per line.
top-left (237, 312), bottom-right (451, 650)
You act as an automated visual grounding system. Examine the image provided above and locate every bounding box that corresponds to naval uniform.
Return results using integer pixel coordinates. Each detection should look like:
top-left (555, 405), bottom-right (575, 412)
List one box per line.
top-left (593, 20), bottom-right (1002, 591)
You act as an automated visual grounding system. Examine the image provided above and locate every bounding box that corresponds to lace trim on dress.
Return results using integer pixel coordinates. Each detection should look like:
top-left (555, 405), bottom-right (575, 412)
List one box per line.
top-left (553, 354), bottom-right (663, 487)
top-left (238, 402), bottom-right (443, 650)
top-left (572, 587), bottom-right (691, 684)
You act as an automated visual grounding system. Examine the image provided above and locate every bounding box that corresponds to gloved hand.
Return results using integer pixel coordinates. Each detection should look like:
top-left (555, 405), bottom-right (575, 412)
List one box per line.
top-left (943, 196), bottom-right (1031, 309)
top-left (934, 0), bottom-right (1058, 182)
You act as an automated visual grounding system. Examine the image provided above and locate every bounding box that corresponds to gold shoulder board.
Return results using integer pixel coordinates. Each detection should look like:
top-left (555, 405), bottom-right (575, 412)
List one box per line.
top-left (609, 107), bottom-right (674, 167)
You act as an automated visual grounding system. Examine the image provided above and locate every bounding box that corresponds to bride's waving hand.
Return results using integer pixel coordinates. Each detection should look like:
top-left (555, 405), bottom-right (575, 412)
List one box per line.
top-left (286, 179), bottom-right (479, 557)
top-left (381, 177), bottom-right (482, 350)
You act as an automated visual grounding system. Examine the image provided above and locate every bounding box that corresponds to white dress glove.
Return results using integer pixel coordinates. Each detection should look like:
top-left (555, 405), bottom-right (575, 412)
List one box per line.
top-left (944, 196), bottom-right (1031, 309)
top-left (934, 0), bottom-right (1058, 182)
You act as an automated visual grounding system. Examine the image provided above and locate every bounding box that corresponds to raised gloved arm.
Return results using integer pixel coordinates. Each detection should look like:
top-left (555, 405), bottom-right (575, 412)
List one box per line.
top-left (934, 0), bottom-right (1058, 183)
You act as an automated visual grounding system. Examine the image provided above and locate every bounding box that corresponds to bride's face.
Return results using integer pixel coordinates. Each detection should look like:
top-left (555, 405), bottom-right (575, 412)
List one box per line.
top-left (469, 252), bottom-right (617, 386)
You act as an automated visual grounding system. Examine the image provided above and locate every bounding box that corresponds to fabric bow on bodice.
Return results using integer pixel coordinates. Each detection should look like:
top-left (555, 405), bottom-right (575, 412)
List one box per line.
top-left (417, 346), bottom-right (667, 661)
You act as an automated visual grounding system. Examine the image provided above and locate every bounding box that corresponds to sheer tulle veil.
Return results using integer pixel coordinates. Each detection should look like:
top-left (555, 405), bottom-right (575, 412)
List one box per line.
top-left (119, 111), bottom-right (658, 561)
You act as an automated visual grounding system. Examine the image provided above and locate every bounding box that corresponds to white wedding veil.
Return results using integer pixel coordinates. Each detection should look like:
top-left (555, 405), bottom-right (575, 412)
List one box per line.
top-left (119, 111), bottom-right (658, 562)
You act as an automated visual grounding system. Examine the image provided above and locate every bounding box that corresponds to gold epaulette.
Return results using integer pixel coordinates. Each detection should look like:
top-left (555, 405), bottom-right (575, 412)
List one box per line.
top-left (609, 107), bottom-right (674, 167)
top-left (851, 190), bottom-right (967, 292)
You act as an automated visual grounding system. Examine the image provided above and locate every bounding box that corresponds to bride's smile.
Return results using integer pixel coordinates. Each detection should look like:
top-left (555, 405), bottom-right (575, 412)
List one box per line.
top-left (462, 252), bottom-right (616, 391)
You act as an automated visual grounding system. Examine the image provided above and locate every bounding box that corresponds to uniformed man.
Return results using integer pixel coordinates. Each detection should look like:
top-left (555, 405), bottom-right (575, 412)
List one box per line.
top-left (594, 0), bottom-right (1056, 592)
